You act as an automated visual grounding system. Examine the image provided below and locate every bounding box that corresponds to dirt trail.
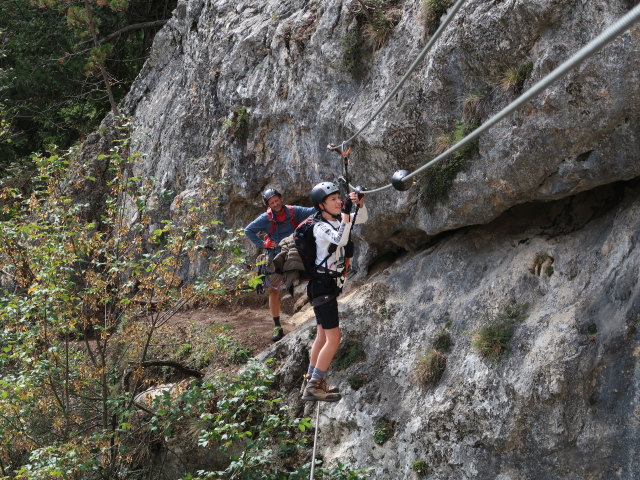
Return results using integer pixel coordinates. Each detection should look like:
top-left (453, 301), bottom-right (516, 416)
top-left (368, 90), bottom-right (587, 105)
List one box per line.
top-left (157, 293), bottom-right (313, 377)
top-left (167, 302), bottom-right (288, 355)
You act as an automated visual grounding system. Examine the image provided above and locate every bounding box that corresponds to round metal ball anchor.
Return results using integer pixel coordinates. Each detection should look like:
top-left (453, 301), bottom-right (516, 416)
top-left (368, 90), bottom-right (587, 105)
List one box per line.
top-left (391, 170), bottom-right (412, 191)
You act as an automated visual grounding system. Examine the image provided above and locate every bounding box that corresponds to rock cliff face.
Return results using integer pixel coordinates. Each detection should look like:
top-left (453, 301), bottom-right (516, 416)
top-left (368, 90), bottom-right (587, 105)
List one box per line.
top-left (93, 0), bottom-right (640, 477)
top-left (119, 0), bottom-right (640, 265)
top-left (265, 179), bottom-right (640, 479)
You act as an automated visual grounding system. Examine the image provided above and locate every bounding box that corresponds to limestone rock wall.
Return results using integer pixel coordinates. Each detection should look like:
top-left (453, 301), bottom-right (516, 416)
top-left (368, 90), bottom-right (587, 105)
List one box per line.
top-left (120, 0), bottom-right (640, 265)
top-left (85, 0), bottom-right (640, 477)
top-left (264, 179), bottom-right (640, 479)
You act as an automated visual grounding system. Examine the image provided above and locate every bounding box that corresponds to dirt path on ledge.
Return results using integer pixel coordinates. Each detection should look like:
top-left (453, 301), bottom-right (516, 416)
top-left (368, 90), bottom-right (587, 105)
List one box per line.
top-left (158, 292), bottom-right (313, 377)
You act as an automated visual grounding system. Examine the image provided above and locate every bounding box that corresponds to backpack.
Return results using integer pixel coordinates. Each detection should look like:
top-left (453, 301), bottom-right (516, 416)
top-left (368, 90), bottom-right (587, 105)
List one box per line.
top-left (266, 205), bottom-right (298, 237)
top-left (293, 211), bottom-right (352, 281)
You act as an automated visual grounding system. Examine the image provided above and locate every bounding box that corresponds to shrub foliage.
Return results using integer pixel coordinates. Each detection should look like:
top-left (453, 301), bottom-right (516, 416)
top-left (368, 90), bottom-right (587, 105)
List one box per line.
top-left (471, 302), bottom-right (528, 362)
top-left (0, 127), bottom-right (373, 479)
top-left (415, 348), bottom-right (447, 387)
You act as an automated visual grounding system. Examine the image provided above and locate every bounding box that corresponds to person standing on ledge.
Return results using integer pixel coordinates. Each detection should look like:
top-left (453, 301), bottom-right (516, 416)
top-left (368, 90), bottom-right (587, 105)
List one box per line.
top-left (244, 188), bottom-right (316, 341)
top-left (301, 181), bottom-right (367, 402)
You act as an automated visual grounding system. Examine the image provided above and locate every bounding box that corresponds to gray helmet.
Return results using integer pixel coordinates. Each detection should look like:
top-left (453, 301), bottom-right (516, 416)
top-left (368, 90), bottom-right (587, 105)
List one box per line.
top-left (310, 181), bottom-right (340, 207)
top-left (262, 188), bottom-right (281, 205)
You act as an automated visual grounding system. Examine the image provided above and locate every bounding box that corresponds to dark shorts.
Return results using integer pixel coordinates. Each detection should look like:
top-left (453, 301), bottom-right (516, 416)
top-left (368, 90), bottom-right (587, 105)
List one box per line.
top-left (308, 276), bottom-right (340, 330)
top-left (313, 297), bottom-right (339, 330)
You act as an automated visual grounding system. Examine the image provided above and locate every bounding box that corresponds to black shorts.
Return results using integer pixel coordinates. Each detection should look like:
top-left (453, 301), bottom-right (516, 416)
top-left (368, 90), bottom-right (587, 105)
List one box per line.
top-left (308, 276), bottom-right (340, 330)
top-left (313, 297), bottom-right (339, 330)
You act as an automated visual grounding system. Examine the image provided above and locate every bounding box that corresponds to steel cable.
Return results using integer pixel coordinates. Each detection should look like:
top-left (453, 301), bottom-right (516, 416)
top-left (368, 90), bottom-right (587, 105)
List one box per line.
top-left (354, 3), bottom-right (640, 195)
top-left (309, 402), bottom-right (321, 480)
top-left (341, 0), bottom-right (468, 146)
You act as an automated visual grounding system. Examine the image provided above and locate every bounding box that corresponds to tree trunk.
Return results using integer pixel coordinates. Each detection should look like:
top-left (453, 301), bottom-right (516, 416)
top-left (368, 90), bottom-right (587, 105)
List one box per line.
top-left (84, 0), bottom-right (120, 115)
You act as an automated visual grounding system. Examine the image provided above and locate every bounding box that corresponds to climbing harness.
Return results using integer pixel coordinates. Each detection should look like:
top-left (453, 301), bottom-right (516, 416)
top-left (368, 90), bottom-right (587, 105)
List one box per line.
top-left (309, 402), bottom-right (321, 480)
top-left (327, 142), bottom-right (361, 276)
top-left (266, 205), bottom-right (299, 236)
top-left (333, 3), bottom-right (640, 195)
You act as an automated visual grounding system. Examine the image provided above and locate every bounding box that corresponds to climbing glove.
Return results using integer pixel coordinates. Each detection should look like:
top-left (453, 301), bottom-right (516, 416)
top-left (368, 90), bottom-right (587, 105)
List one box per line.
top-left (341, 196), bottom-right (353, 214)
top-left (263, 237), bottom-right (276, 250)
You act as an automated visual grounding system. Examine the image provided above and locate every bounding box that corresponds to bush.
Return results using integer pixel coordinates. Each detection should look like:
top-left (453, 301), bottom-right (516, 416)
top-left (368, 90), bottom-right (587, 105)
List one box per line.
top-left (153, 323), bottom-right (248, 371)
top-left (373, 419), bottom-right (394, 445)
top-left (471, 302), bottom-right (528, 361)
top-left (150, 361), bottom-right (371, 480)
top-left (0, 131), bottom-right (254, 478)
top-left (214, 335), bottom-right (251, 365)
top-left (414, 348), bottom-right (447, 386)
top-left (412, 459), bottom-right (429, 476)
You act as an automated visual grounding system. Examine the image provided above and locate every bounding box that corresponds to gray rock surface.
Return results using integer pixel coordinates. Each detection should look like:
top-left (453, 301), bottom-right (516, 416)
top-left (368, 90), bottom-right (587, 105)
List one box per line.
top-left (118, 0), bottom-right (640, 265)
top-left (264, 179), bottom-right (640, 479)
top-left (77, 0), bottom-right (640, 477)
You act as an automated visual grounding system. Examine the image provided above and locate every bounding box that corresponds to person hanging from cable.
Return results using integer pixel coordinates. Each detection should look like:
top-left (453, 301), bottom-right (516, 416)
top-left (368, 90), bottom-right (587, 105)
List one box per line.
top-left (301, 181), bottom-right (367, 402)
top-left (244, 188), bottom-right (316, 341)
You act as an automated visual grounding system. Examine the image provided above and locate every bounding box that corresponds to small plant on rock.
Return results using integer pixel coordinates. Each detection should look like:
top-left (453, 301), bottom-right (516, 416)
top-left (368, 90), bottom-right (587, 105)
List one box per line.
top-left (343, 1), bottom-right (401, 75)
top-left (530, 252), bottom-right (554, 277)
top-left (500, 61), bottom-right (533, 94)
top-left (432, 329), bottom-right (453, 353)
top-left (422, 120), bottom-right (478, 211)
top-left (412, 459), bottom-right (429, 476)
top-left (462, 92), bottom-right (486, 126)
top-left (342, 30), bottom-right (365, 76)
top-left (471, 301), bottom-right (528, 362)
top-left (234, 106), bottom-right (251, 131)
top-left (225, 106), bottom-right (251, 139)
top-left (334, 339), bottom-right (366, 371)
top-left (378, 302), bottom-right (391, 318)
top-left (361, 0), bottom-right (402, 49)
top-left (421, 0), bottom-right (453, 34)
top-left (414, 348), bottom-right (447, 386)
top-left (471, 321), bottom-right (512, 361)
top-left (373, 419), bottom-right (394, 445)
top-left (308, 325), bottom-right (317, 340)
top-left (347, 373), bottom-right (369, 391)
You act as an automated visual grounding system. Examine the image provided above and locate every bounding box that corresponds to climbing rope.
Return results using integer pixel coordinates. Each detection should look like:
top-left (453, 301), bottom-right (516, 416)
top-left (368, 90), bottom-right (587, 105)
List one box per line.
top-left (342, 0), bottom-right (468, 146)
top-left (341, 3), bottom-right (640, 195)
top-left (309, 402), bottom-right (321, 480)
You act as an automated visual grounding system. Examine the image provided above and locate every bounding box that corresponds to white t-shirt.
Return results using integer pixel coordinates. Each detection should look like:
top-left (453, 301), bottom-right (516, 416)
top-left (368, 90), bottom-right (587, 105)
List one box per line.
top-left (312, 205), bottom-right (368, 276)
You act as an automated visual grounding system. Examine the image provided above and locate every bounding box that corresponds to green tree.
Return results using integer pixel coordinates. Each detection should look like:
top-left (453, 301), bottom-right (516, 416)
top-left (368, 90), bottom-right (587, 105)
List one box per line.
top-left (0, 0), bottom-right (174, 176)
top-left (0, 126), bottom-right (253, 478)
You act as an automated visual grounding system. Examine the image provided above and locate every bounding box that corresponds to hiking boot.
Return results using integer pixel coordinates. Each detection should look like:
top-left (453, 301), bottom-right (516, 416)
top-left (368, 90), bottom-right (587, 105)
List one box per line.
top-left (299, 375), bottom-right (339, 398)
top-left (318, 378), bottom-right (340, 395)
top-left (301, 379), bottom-right (341, 402)
top-left (271, 326), bottom-right (284, 342)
